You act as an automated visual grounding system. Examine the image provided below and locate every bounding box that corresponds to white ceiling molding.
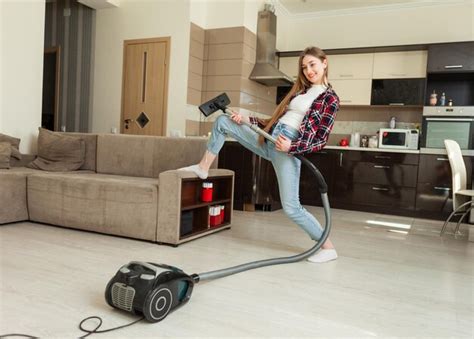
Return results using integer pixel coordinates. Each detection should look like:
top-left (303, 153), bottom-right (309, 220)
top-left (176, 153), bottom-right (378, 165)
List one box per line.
top-left (78, 0), bottom-right (120, 10)
top-left (275, 0), bottom-right (472, 20)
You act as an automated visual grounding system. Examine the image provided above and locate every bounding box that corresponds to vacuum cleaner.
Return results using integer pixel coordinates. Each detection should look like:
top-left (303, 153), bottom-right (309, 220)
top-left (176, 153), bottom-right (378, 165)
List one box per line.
top-left (103, 93), bottom-right (332, 324)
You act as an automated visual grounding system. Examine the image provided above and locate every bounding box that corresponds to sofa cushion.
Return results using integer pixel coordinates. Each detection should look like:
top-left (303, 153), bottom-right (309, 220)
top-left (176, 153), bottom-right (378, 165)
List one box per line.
top-left (0, 133), bottom-right (22, 160)
top-left (0, 142), bottom-right (12, 169)
top-left (27, 173), bottom-right (159, 241)
top-left (96, 135), bottom-right (215, 178)
top-left (59, 132), bottom-right (97, 171)
top-left (27, 128), bottom-right (85, 171)
top-left (0, 133), bottom-right (20, 149)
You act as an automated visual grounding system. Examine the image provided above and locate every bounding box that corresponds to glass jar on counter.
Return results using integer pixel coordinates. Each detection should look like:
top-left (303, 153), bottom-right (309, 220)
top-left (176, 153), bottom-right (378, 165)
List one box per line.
top-left (368, 135), bottom-right (378, 148)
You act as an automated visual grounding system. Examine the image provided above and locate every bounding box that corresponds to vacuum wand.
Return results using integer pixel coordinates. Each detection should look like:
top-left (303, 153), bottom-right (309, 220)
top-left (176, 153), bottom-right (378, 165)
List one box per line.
top-left (220, 106), bottom-right (277, 144)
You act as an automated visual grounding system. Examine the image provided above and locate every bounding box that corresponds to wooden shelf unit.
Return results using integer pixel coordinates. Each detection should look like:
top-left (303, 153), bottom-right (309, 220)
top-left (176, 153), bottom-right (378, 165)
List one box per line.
top-left (178, 175), bottom-right (233, 244)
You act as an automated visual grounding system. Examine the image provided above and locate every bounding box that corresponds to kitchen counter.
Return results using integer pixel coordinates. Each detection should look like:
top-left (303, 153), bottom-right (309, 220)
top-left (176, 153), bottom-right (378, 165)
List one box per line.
top-left (420, 148), bottom-right (474, 156)
top-left (224, 139), bottom-right (474, 156)
top-left (325, 145), bottom-right (420, 154)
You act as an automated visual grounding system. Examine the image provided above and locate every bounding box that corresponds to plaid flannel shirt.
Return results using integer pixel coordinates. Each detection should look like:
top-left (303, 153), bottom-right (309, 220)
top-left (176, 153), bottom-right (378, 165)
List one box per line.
top-left (250, 87), bottom-right (340, 155)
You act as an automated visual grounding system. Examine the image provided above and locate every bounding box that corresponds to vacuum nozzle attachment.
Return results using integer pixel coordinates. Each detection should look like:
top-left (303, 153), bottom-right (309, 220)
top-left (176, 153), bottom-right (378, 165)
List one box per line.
top-left (199, 93), bottom-right (231, 117)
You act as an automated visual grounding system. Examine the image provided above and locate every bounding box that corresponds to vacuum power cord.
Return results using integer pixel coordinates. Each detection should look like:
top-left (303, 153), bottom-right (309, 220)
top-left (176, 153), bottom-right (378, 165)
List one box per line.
top-left (78, 315), bottom-right (144, 338)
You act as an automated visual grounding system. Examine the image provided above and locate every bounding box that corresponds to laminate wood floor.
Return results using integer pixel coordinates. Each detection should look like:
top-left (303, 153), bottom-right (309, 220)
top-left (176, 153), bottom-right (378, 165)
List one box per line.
top-left (1, 207), bottom-right (473, 338)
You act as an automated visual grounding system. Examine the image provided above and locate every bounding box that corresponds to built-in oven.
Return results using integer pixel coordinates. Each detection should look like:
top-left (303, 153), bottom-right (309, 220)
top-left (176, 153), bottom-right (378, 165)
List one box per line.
top-left (421, 106), bottom-right (474, 150)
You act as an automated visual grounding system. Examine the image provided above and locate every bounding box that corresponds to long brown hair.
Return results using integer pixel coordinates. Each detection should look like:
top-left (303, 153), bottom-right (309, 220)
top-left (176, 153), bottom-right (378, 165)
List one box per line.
top-left (258, 46), bottom-right (330, 144)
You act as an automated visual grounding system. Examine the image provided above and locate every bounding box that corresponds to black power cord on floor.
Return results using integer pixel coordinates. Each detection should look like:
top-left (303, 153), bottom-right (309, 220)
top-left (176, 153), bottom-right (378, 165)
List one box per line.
top-left (0, 315), bottom-right (145, 339)
top-left (78, 315), bottom-right (145, 338)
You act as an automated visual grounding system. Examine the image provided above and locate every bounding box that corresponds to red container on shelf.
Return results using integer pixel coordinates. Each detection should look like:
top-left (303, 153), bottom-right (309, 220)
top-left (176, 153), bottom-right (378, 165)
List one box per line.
top-left (219, 205), bottom-right (225, 224)
top-left (209, 206), bottom-right (220, 227)
top-left (201, 182), bottom-right (213, 202)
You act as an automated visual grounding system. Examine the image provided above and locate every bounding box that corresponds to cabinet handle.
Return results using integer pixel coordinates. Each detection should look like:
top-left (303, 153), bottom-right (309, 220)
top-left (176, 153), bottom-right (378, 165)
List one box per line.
top-left (389, 73), bottom-right (406, 76)
top-left (375, 155), bottom-right (391, 159)
top-left (389, 103), bottom-right (405, 106)
top-left (444, 65), bottom-right (463, 69)
top-left (339, 152), bottom-right (343, 167)
top-left (436, 157), bottom-right (449, 161)
top-left (434, 187), bottom-right (451, 191)
top-left (374, 165), bottom-right (390, 169)
top-left (339, 74), bottom-right (354, 78)
top-left (372, 187), bottom-right (389, 191)
top-left (340, 100), bottom-right (352, 103)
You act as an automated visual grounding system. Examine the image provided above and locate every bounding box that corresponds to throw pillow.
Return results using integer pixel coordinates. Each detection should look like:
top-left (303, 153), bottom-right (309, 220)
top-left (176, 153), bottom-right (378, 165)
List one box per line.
top-left (0, 132), bottom-right (22, 160)
top-left (27, 128), bottom-right (85, 171)
top-left (0, 142), bottom-right (12, 169)
top-left (0, 133), bottom-right (20, 149)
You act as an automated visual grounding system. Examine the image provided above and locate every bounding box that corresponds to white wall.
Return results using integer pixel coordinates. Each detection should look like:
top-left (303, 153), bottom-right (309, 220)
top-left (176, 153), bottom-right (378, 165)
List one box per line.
top-left (190, 0), bottom-right (266, 32)
top-left (276, 2), bottom-right (474, 51)
top-left (0, 0), bottom-right (45, 153)
top-left (91, 0), bottom-right (191, 136)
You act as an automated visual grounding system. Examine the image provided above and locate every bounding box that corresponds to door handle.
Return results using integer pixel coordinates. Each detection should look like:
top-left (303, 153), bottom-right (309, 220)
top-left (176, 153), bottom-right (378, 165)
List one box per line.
top-left (374, 165), bottom-right (390, 169)
top-left (434, 187), bottom-right (451, 191)
top-left (372, 187), bottom-right (389, 191)
top-left (124, 119), bottom-right (135, 123)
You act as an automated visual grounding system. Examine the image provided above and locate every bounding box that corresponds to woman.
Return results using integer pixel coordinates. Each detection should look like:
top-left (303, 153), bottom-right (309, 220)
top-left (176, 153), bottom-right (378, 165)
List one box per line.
top-left (181, 46), bottom-right (340, 263)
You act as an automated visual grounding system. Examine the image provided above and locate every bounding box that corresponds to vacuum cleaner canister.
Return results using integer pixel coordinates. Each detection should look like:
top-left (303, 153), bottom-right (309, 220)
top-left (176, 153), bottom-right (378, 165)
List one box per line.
top-left (105, 261), bottom-right (195, 322)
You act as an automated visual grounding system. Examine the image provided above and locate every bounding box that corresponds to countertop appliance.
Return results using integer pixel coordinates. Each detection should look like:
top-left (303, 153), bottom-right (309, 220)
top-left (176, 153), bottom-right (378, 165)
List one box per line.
top-left (379, 128), bottom-right (419, 150)
top-left (421, 106), bottom-right (474, 150)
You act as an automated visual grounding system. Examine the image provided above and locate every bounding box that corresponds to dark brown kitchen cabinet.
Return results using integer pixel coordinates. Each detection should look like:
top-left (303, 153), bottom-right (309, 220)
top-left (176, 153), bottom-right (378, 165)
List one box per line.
top-left (371, 78), bottom-right (425, 106)
top-left (427, 42), bottom-right (474, 73)
top-left (332, 151), bottom-right (419, 215)
top-left (415, 154), bottom-right (473, 220)
top-left (299, 150), bottom-right (337, 206)
top-left (218, 141), bottom-right (281, 211)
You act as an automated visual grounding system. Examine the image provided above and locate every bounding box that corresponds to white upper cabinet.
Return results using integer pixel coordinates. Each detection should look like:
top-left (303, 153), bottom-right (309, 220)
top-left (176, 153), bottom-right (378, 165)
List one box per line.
top-left (372, 51), bottom-right (427, 79)
top-left (330, 79), bottom-right (372, 105)
top-left (328, 53), bottom-right (374, 80)
top-left (279, 56), bottom-right (299, 80)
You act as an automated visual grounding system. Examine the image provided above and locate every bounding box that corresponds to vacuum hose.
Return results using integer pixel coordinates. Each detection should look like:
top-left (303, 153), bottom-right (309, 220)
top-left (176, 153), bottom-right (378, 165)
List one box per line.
top-left (192, 109), bottom-right (332, 283)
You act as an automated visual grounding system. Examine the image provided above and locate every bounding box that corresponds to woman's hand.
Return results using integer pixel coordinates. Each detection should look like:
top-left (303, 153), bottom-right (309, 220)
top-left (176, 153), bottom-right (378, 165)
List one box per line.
top-left (230, 111), bottom-right (249, 125)
top-left (275, 135), bottom-right (291, 153)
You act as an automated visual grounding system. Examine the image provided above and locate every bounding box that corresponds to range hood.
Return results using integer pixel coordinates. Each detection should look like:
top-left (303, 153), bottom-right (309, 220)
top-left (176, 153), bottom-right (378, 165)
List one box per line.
top-left (249, 6), bottom-right (294, 87)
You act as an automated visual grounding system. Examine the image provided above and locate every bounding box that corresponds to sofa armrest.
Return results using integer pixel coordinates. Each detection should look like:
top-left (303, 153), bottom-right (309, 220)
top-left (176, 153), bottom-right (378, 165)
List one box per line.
top-left (159, 168), bottom-right (234, 181)
top-left (156, 169), bottom-right (234, 244)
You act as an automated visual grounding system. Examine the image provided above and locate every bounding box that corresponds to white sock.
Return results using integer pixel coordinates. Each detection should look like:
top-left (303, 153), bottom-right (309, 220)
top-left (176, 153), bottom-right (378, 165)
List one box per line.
top-left (307, 249), bottom-right (338, 263)
top-left (178, 164), bottom-right (208, 179)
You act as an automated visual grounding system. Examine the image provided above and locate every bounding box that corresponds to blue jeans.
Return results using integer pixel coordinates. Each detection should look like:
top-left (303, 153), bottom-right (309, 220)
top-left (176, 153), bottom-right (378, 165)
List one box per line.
top-left (207, 115), bottom-right (323, 241)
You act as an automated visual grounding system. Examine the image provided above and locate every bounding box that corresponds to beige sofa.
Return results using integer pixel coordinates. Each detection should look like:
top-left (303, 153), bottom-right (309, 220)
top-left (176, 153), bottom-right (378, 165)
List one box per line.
top-left (0, 132), bottom-right (233, 243)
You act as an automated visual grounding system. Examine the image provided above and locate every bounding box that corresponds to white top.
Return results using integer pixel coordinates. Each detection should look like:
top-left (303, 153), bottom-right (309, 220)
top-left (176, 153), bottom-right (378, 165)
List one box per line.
top-left (279, 85), bottom-right (327, 131)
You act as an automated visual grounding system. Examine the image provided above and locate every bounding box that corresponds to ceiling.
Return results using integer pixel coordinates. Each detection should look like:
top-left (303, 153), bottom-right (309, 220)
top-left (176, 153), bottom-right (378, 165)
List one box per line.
top-left (277, 0), bottom-right (471, 16)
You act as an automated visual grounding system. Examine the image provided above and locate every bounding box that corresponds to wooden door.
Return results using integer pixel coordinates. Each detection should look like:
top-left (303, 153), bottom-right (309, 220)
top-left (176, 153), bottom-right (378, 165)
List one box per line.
top-left (121, 37), bottom-right (170, 135)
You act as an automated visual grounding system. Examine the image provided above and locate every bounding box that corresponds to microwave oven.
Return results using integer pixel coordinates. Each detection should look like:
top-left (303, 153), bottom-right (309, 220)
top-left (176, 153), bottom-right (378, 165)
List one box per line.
top-left (378, 128), bottom-right (419, 149)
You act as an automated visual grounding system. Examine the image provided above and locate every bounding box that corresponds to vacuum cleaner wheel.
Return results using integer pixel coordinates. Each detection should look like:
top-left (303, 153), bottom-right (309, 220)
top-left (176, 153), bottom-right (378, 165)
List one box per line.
top-left (143, 286), bottom-right (173, 322)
